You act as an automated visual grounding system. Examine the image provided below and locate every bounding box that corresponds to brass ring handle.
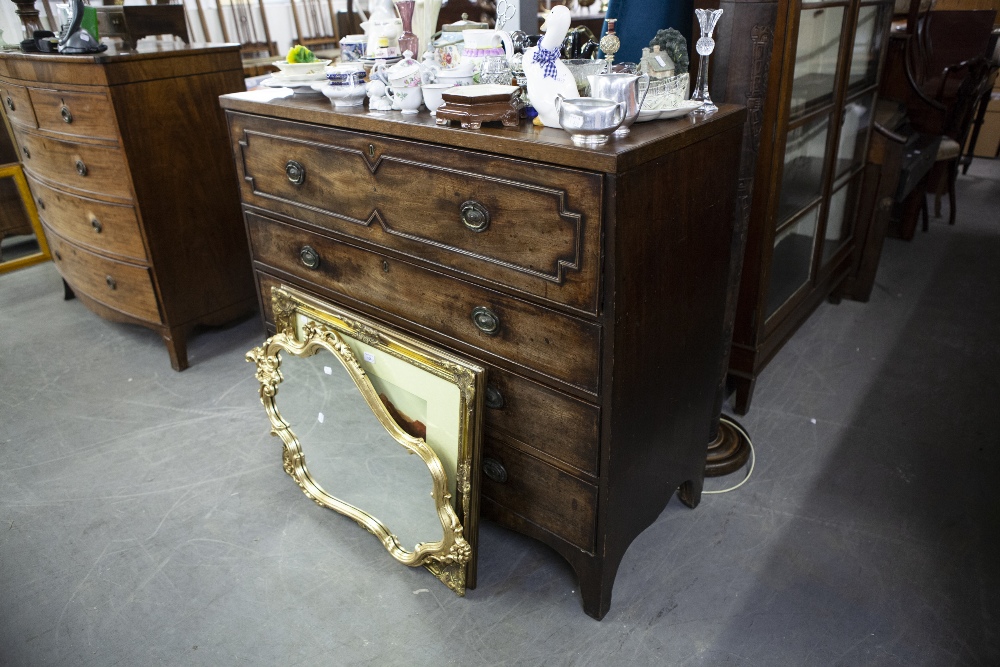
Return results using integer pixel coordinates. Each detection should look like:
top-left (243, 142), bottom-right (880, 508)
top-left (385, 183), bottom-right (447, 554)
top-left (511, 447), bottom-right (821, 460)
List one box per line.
top-left (485, 384), bottom-right (505, 409)
top-left (471, 306), bottom-right (500, 335)
top-left (60, 106), bottom-right (73, 123)
top-left (483, 458), bottom-right (508, 484)
top-left (91, 218), bottom-right (102, 233)
top-left (105, 275), bottom-right (117, 290)
top-left (460, 200), bottom-right (490, 232)
top-left (285, 160), bottom-right (305, 185)
top-left (5, 96), bottom-right (13, 111)
top-left (22, 146), bottom-right (29, 159)
top-left (75, 160), bottom-right (88, 177)
top-left (299, 245), bottom-right (320, 270)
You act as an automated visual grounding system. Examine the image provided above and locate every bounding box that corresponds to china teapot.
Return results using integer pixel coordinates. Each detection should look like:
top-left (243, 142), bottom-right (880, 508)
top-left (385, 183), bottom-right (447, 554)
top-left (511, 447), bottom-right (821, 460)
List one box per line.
top-left (430, 13), bottom-right (487, 69)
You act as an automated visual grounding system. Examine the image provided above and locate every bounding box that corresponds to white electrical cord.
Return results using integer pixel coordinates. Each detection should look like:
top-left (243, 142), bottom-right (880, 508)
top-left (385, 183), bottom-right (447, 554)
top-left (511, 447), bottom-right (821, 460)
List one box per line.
top-left (703, 415), bottom-right (755, 495)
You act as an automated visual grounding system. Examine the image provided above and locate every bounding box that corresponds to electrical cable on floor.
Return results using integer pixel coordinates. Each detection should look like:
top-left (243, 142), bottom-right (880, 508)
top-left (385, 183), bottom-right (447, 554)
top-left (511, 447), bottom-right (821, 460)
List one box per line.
top-left (703, 415), bottom-right (755, 495)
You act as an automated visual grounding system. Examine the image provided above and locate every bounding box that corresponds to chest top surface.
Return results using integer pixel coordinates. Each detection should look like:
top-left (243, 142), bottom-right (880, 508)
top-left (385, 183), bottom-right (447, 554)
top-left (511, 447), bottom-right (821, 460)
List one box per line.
top-left (220, 90), bottom-right (744, 173)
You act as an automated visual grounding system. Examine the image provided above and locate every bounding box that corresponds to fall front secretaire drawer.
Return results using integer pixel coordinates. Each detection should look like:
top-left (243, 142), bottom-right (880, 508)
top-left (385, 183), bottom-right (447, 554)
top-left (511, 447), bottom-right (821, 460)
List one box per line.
top-left (28, 175), bottom-right (147, 262)
top-left (250, 216), bottom-right (602, 396)
top-left (229, 112), bottom-right (603, 316)
top-left (45, 224), bottom-right (161, 324)
top-left (15, 129), bottom-right (132, 201)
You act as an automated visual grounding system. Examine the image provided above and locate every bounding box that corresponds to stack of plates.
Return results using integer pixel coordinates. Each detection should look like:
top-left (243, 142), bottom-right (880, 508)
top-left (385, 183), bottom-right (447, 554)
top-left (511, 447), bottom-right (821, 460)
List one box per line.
top-left (261, 59), bottom-right (332, 94)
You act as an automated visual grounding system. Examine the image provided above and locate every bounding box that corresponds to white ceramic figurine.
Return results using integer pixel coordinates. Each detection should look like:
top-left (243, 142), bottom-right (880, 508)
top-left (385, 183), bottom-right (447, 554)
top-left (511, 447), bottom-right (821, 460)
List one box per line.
top-left (524, 5), bottom-right (579, 128)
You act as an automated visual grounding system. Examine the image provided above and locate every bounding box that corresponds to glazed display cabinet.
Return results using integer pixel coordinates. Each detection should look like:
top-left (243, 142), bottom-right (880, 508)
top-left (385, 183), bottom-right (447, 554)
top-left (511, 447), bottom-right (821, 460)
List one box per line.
top-left (720, 0), bottom-right (895, 413)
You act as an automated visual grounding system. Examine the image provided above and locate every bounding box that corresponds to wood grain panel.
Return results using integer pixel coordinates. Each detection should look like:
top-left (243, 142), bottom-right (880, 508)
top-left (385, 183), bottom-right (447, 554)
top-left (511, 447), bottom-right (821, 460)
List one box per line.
top-left (248, 216), bottom-right (602, 395)
top-left (484, 366), bottom-right (600, 477)
top-left (28, 87), bottom-right (118, 142)
top-left (231, 112), bottom-right (603, 315)
top-left (0, 80), bottom-right (36, 129)
top-left (45, 224), bottom-right (161, 324)
top-left (28, 175), bottom-right (146, 262)
top-left (480, 437), bottom-right (597, 552)
top-left (15, 130), bottom-right (132, 201)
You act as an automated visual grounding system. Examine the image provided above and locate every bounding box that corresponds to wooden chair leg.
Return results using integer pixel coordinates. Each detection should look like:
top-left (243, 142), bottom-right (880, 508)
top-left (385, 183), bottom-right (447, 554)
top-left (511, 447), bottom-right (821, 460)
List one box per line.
top-left (921, 192), bottom-right (930, 232)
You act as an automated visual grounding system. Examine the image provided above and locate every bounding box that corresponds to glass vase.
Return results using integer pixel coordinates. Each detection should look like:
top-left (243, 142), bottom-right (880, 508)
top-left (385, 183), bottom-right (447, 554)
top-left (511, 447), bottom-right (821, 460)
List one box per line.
top-left (395, 0), bottom-right (418, 57)
top-left (692, 8), bottom-right (723, 114)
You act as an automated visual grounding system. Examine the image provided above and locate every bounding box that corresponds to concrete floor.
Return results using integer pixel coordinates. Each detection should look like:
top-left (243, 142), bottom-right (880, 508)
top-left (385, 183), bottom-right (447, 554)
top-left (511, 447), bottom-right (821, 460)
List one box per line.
top-left (2, 159), bottom-right (998, 666)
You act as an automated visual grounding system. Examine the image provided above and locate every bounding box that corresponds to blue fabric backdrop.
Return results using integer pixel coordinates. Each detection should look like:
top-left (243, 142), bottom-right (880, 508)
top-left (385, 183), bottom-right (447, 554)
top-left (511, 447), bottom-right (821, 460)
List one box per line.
top-left (601, 0), bottom-right (694, 67)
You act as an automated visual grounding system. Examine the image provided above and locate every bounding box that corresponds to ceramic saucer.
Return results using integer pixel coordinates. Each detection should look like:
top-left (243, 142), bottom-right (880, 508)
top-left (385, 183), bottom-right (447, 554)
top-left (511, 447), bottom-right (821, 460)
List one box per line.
top-left (658, 100), bottom-right (702, 119)
top-left (260, 77), bottom-right (325, 94)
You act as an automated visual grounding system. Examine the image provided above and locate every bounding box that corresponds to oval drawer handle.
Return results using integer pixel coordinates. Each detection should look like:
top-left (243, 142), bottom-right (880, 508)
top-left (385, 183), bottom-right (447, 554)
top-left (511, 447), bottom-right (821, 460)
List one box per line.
top-left (483, 458), bottom-right (508, 484)
top-left (36, 198), bottom-right (45, 210)
top-left (60, 105), bottom-right (73, 124)
top-left (471, 306), bottom-right (500, 336)
top-left (22, 146), bottom-right (30, 159)
top-left (91, 218), bottom-right (102, 233)
top-left (5, 96), bottom-right (13, 112)
top-left (75, 160), bottom-right (88, 177)
top-left (105, 275), bottom-right (117, 290)
top-left (53, 250), bottom-right (62, 261)
top-left (285, 160), bottom-right (306, 186)
top-left (485, 383), bottom-right (504, 409)
top-left (460, 200), bottom-right (490, 232)
top-left (299, 245), bottom-right (320, 270)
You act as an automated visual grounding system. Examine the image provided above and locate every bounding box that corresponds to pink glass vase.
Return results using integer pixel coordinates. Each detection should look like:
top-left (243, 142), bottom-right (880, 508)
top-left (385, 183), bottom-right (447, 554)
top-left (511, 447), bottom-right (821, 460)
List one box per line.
top-left (395, 0), bottom-right (418, 57)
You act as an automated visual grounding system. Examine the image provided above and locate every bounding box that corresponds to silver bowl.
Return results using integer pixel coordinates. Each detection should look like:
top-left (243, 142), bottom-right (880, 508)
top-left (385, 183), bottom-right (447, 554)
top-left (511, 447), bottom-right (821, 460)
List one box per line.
top-left (554, 95), bottom-right (626, 146)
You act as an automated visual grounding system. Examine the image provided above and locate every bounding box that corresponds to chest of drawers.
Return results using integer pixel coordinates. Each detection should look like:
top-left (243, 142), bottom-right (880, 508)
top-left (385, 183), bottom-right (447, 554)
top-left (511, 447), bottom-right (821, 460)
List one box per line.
top-left (222, 91), bottom-right (745, 619)
top-left (0, 44), bottom-right (255, 370)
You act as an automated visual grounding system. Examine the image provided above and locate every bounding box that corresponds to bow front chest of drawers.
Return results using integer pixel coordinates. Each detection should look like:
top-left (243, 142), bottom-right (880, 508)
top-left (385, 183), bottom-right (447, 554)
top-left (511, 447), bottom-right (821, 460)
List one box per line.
top-left (0, 44), bottom-right (255, 370)
top-left (221, 90), bottom-right (745, 619)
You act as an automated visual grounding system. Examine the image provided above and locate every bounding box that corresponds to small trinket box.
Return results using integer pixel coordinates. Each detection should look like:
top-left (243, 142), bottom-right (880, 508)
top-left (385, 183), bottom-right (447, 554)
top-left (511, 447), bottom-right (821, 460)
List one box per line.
top-left (434, 84), bottom-right (521, 129)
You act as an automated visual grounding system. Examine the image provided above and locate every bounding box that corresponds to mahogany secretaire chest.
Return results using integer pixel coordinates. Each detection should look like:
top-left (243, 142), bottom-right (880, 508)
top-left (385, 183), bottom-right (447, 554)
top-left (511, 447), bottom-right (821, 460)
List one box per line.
top-left (221, 89), bottom-right (744, 619)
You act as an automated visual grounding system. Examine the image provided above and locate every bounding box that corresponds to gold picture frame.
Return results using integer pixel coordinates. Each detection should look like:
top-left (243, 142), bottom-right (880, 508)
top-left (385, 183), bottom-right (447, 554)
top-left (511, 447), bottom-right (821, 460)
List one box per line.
top-left (246, 285), bottom-right (484, 594)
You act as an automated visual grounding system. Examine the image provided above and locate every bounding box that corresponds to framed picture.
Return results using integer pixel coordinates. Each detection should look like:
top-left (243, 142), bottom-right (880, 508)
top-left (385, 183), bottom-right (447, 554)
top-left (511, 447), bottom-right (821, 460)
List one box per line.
top-left (247, 284), bottom-right (485, 594)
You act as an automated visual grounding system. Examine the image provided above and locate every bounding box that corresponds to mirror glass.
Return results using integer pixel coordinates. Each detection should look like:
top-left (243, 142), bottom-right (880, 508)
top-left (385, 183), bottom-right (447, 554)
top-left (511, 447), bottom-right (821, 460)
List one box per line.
top-left (274, 344), bottom-right (445, 552)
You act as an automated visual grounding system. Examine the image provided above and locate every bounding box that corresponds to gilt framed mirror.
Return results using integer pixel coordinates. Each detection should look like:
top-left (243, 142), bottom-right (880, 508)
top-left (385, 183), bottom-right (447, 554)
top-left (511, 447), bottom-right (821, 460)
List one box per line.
top-left (247, 285), bottom-right (485, 594)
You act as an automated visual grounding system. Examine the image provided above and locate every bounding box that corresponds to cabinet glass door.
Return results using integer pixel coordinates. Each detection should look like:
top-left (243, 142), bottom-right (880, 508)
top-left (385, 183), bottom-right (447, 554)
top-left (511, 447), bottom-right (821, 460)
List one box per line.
top-left (821, 175), bottom-right (863, 265)
top-left (848, 3), bottom-right (891, 91)
top-left (766, 206), bottom-right (820, 318)
top-left (790, 5), bottom-right (847, 117)
top-left (777, 113), bottom-right (831, 225)
top-left (834, 90), bottom-right (876, 179)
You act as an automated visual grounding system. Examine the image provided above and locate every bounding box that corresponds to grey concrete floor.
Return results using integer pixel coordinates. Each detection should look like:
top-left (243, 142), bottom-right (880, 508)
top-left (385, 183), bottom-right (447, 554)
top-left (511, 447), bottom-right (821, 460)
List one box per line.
top-left (2, 159), bottom-right (998, 666)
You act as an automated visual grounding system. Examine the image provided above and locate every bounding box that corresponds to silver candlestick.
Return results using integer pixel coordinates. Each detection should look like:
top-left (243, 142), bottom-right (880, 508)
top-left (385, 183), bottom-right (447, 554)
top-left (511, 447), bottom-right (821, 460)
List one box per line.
top-left (691, 8), bottom-right (723, 114)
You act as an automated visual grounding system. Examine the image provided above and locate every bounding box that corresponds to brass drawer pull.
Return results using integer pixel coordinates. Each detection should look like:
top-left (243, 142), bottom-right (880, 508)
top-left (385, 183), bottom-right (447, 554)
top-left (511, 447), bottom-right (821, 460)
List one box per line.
top-left (485, 383), bottom-right (504, 409)
top-left (285, 160), bottom-right (305, 185)
top-left (75, 160), bottom-right (88, 177)
top-left (5, 96), bottom-right (13, 112)
top-left (105, 275), bottom-right (117, 290)
top-left (53, 250), bottom-right (62, 261)
top-left (299, 245), bottom-right (320, 270)
top-left (471, 306), bottom-right (500, 335)
top-left (22, 146), bottom-right (29, 159)
top-left (483, 458), bottom-right (508, 484)
top-left (460, 200), bottom-right (490, 232)
top-left (60, 105), bottom-right (73, 124)
top-left (36, 198), bottom-right (45, 210)
top-left (91, 218), bottom-right (102, 233)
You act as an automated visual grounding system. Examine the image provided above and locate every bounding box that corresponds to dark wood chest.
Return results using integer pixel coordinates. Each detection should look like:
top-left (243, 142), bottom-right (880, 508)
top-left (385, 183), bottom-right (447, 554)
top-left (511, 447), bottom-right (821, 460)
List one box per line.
top-left (221, 92), bottom-right (745, 619)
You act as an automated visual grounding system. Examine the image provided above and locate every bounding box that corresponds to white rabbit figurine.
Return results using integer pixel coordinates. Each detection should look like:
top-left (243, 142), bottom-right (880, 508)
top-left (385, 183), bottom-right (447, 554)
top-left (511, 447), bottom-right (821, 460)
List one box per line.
top-left (524, 5), bottom-right (579, 128)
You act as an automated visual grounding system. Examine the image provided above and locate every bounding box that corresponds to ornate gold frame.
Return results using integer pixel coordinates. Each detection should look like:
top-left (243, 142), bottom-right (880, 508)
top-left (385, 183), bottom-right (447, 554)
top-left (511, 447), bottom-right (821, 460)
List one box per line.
top-left (246, 285), bottom-right (484, 595)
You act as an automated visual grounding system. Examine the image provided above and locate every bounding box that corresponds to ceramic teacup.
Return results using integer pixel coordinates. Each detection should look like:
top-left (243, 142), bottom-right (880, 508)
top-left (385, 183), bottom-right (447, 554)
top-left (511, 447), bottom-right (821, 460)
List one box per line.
top-left (420, 83), bottom-right (454, 115)
top-left (387, 80), bottom-right (423, 114)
